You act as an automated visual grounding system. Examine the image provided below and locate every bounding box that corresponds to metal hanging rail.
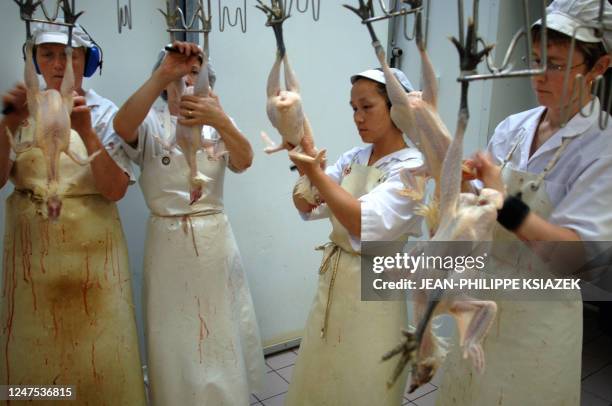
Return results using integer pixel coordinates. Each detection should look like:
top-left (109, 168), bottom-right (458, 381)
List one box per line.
top-left (458, 0), bottom-right (549, 82)
top-left (13, 0), bottom-right (83, 44)
top-left (159, 0), bottom-right (213, 54)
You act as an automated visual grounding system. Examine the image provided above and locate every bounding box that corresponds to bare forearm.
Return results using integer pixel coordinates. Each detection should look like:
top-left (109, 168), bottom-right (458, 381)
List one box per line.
top-left (114, 72), bottom-right (167, 144)
top-left (306, 167), bottom-right (361, 237)
top-left (515, 212), bottom-right (581, 242)
top-left (215, 117), bottom-right (253, 171)
top-left (515, 213), bottom-right (586, 276)
top-left (0, 117), bottom-right (19, 188)
top-left (81, 129), bottom-right (128, 201)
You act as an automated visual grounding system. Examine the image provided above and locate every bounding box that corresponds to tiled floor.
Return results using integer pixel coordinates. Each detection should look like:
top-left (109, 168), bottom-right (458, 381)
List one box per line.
top-left (249, 347), bottom-right (297, 405)
top-left (253, 307), bottom-right (612, 406)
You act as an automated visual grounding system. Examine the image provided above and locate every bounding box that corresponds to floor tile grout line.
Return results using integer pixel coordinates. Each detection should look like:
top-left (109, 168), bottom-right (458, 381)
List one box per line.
top-left (274, 364), bottom-right (294, 373)
top-left (272, 368), bottom-right (291, 385)
top-left (581, 360), bottom-right (612, 381)
top-left (583, 387), bottom-right (612, 403)
top-left (404, 386), bottom-right (437, 402)
top-left (257, 390), bottom-right (288, 403)
top-left (260, 392), bottom-right (289, 405)
top-left (270, 362), bottom-right (295, 373)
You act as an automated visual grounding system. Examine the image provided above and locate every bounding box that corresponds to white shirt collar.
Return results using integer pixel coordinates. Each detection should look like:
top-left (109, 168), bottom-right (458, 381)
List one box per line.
top-left (523, 98), bottom-right (602, 163)
top-left (84, 88), bottom-right (103, 107)
top-left (521, 98), bottom-right (601, 138)
top-left (357, 144), bottom-right (422, 167)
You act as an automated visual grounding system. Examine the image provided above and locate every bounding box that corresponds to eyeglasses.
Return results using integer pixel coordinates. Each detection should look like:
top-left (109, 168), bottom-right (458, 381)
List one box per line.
top-left (521, 56), bottom-right (586, 73)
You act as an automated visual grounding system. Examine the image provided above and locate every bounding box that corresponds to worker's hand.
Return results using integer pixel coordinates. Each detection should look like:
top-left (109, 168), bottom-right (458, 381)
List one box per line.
top-left (71, 95), bottom-right (93, 138)
top-left (462, 159), bottom-right (478, 181)
top-left (154, 41), bottom-right (203, 85)
top-left (178, 90), bottom-right (227, 128)
top-left (470, 151), bottom-right (505, 195)
top-left (289, 151), bottom-right (317, 176)
top-left (2, 83), bottom-right (28, 125)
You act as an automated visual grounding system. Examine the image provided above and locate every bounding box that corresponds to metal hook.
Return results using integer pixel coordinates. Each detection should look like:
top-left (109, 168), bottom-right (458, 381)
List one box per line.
top-left (256, 0), bottom-right (290, 56)
top-left (61, 0), bottom-right (84, 47)
top-left (286, 0), bottom-right (321, 21)
top-left (12, 0), bottom-right (42, 38)
top-left (202, 0), bottom-right (212, 55)
top-left (255, 0), bottom-right (289, 27)
top-left (451, 0), bottom-right (494, 79)
top-left (560, 62), bottom-right (611, 131)
top-left (460, 0), bottom-right (549, 82)
top-left (558, 2), bottom-right (611, 130)
top-left (219, 0), bottom-right (247, 33)
top-left (343, 0), bottom-right (380, 45)
top-left (158, 1), bottom-right (181, 33)
top-left (450, 0), bottom-right (494, 119)
top-left (117, 0), bottom-right (133, 34)
top-left (159, 0), bottom-right (212, 52)
top-left (14, 0), bottom-right (83, 45)
top-left (39, 0), bottom-right (63, 21)
top-left (370, 0), bottom-right (422, 23)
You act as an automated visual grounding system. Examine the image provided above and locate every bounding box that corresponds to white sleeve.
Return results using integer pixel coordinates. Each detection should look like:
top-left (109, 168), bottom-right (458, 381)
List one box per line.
top-left (298, 147), bottom-right (361, 221)
top-left (92, 102), bottom-right (137, 184)
top-left (549, 154), bottom-right (612, 242)
top-left (351, 161), bottom-right (424, 250)
top-left (119, 111), bottom-right (159, 168)
top-left (486, 116), bottom-right (517, 166)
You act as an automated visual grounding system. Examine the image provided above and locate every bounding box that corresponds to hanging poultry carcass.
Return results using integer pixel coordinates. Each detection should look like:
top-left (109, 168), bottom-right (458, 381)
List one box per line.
top-left (257, 0), bottom-right (326, 168)
top-left (380, 16), bottom-right (500, 392)
top-left (152, 47), bottom-right (226, 204)
top-left (7, 39), bottom-right (100, 220)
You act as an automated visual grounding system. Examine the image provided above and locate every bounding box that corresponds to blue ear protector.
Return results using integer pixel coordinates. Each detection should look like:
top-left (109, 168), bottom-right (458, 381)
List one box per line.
top-left (83, 45), bottom-right (102, 77)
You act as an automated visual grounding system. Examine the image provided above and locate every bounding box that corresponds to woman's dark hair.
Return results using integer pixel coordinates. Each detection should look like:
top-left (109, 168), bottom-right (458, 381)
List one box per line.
top-left (353, 78), bottom-right (392, 109)
top-left (374, 81), bottom-right (393, 109)
top-left (531, 26), bottom-right (608, 70)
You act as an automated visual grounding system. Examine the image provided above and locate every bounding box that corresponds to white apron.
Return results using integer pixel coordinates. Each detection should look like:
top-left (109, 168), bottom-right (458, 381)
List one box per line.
top-left (286, 159), bottom-right (409, 406)
top-left (1, 125), bottom-right (146, 405)
top-left (436, 136), bottom-right (582, 406)
top-left (138, 112), bottom-right (265, 406)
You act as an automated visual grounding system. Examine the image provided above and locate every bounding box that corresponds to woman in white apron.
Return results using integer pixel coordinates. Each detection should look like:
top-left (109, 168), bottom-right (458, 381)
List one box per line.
top-left (113, 41), bottom-right (265, 406)
top-left (286, 68), bottom-right (425, 406)
top-left (438, 1), bottom-right (612, 405)
top-left (0, 23), bottom-right (146, 405)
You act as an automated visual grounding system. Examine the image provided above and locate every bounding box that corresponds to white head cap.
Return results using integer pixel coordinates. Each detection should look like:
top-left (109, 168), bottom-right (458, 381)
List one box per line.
top-left (31, 19), bottom-right (93, 48)
top-left (350, 68), bottom-right (415, 92)
top-left (533, 0), bottom-right (612, 52)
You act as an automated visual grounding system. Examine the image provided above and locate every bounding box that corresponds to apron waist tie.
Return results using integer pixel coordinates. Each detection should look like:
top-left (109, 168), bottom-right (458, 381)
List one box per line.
top-left (151, 209), bottom-right (224, 257)
top-left (151, 209), bottom-right (224, 218)
top-left (315, 242), bottom-right (358, 339)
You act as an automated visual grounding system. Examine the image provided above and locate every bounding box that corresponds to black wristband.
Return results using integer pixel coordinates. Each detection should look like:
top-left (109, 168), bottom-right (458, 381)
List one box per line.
top-left (497, 195), bottom-right (530, 231)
